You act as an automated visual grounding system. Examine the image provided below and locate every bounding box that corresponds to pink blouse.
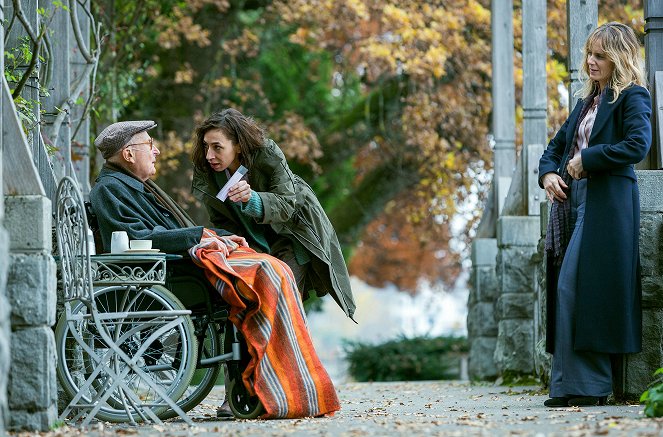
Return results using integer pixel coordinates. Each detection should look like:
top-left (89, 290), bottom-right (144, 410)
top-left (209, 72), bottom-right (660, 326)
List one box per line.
top-left (576, 94), bottom-right (601, 154)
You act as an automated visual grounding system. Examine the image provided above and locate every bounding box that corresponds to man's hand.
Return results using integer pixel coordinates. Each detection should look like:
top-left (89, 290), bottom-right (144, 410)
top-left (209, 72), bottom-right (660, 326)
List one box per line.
top-left (228, 181), bottom-right (252, 203)
top-left (566, 154), bottom-right (586, 180)
top-left (227, 235), bottom-right (249, 247)
top-left (542, 172), bottom-right (568, 203)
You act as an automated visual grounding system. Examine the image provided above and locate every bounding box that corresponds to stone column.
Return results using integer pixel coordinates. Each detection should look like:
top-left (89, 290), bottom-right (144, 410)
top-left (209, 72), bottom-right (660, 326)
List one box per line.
top-left (3, 1), bottom-right (58, 430)
top-left (467, 239), bottom-right (499, 379)
top-left (566, 0), bottom-right (597, 109)
top-left (491, 0), bottom-right (516, 217)
top-left (0, 4), bottom-right (12, 434)
top-left (644, 0), bottom-right (663, 169)
top-left (5, 197), bottom-right (57, 431)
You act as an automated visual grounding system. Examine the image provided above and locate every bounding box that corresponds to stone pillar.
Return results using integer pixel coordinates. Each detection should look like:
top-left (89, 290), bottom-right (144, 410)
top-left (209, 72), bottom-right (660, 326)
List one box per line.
top-left (618, 170), bottom-right (663, 398)
top-left (467, 238), bottom-right (499, 379)
top-left (566, 0), bottom-right (597, 108)
top-left (0, 4), bottom-right (12, 434)
top-left (493, 216), bottom-right (540, 376)
top-left (5, 196), bottom-right (57, 431)
top-left (491, 0), bottom-right (516, 217)
top-left (644, 1), bottom-right (663, 169)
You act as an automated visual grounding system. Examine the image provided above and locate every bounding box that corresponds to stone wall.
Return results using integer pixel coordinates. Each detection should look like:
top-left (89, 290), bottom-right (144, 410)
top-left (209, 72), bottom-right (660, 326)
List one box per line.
top-left (533, 203), bottom-right (551, 385)
top-left (0, 229), bottom-right (9, 434)
top-left (5, 196), bottom-right (57, 430)
top-left (493, 216), bottom-right (539, 376)
top-left (467, 238), bottom-right (499, 379)
top-left (621, 170), bottom-right (663, 397)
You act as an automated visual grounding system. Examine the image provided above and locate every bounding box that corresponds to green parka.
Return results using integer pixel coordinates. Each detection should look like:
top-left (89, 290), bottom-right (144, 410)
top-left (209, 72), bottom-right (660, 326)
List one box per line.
top-left (192, 139), bottom-right (356, 319)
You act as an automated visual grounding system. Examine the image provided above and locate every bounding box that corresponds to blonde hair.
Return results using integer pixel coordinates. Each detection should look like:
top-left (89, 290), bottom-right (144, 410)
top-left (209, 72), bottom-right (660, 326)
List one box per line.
top-left (579, 22), bottom-right (646, 102)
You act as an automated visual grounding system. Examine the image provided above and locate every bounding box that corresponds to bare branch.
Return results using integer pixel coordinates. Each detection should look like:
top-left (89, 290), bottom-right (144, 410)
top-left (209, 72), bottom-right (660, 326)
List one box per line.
top-left (71, 54), bottom-right (99, 140)
top-left (12, 0), bottom-right (38, 42)
top-left (41, 32), bottom-right (53, 87)
top-left (4, 9), bottom-right (16, 44)
top-left (50, 59), bottom-right (97, 148)
top-left (69, 0), bottom-right (93, 62)
top-left (12, 26), bottom-right (46, 98)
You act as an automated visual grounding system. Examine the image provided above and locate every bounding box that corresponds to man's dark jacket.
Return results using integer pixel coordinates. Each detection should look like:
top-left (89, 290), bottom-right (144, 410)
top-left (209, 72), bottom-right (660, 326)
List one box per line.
top-left (90, 166), bottom-right (230, 253)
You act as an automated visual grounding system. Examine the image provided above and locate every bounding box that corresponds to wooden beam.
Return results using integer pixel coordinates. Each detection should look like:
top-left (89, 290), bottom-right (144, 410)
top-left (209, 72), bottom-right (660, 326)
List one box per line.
top-left (491, 0), bottom-right (515, 219)
top-left (566, 0), bottom-right (597, 109)
top-left (40, 0), bottom-right (71, 181)
top-left (1, 2), bottom-right (4, 220)
top-left (655, 71), bottom-right (663, 167)
top-left (644, 1), bottom-right (663, 169)
top-left (2, 78), bottom-right (45, 196)
top-left (69, 0), bottom-right (92, 195)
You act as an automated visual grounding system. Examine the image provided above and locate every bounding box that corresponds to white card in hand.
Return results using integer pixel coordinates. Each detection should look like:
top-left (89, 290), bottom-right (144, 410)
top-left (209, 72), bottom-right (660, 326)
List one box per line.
top-left (216, 165), bottom-right (248, 201)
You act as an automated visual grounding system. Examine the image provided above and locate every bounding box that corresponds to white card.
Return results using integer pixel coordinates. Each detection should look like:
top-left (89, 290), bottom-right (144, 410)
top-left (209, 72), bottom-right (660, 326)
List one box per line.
top-left (216, 165), bottom-right (248, 201)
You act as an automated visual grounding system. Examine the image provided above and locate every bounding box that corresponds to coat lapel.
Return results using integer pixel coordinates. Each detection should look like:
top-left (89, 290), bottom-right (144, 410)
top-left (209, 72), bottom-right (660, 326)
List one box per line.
top-left (589, 87), bottom-right (624, 144)
top-left (566, 99), bottom-right (585, 144)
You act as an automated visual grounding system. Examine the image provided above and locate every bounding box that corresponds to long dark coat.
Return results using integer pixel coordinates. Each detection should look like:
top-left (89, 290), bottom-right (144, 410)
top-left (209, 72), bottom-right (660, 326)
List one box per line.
top-left (192, 139), bottom-right (356, 319)
top-left (538, 85), bottom-right (651, 354)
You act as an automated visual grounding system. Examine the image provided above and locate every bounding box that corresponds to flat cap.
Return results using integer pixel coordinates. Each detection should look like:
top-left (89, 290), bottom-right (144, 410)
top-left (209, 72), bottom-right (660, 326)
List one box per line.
top-left (94, 120), bottom-right (157, 159)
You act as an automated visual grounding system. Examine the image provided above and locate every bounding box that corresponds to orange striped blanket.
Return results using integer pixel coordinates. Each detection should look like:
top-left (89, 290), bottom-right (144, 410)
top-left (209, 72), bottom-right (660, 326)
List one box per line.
top-left (189, 229), bottom-right (340, 419)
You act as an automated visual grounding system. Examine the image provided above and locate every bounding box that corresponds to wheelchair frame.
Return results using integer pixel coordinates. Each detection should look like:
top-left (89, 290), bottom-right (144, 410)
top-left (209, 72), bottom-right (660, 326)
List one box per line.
top-left (55, 176), bottom-right (263, 425)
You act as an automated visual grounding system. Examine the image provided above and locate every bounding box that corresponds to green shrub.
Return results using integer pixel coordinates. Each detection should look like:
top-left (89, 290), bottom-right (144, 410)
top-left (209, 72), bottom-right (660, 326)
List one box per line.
top-left (343, 335), bottom-right (468, 382)
top-left (641, 367), bottom-right (663, 418)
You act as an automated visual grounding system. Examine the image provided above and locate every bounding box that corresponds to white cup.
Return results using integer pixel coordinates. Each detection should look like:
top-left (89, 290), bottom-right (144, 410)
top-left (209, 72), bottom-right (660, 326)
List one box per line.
top-left (110, 231), bottom-right (129, 253)
top-left (129, 239), bottom-right (152, 250)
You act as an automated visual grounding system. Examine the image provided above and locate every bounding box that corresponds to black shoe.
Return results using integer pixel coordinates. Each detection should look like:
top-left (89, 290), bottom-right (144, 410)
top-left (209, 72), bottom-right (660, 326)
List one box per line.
top-left (567, 396), bottom-right (607, 407)
top-left (216, 400), bottom-right (235, 420)
top-left (544, 397), bottom-right (570, 407)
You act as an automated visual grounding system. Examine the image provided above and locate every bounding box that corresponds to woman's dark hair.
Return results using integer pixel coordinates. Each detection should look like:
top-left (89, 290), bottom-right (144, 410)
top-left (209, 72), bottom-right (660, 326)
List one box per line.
top-left (192, 108), bottom-right (266, 172)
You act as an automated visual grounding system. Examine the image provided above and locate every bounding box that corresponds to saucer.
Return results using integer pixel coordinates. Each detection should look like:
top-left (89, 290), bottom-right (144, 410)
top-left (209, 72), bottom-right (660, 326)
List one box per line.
top-left (123, 249), bottom-right (161, 254)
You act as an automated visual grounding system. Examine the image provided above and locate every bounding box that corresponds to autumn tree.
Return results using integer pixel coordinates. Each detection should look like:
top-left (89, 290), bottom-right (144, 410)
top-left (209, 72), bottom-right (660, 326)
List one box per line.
top-left (90, 0), bottom-right (643, 293)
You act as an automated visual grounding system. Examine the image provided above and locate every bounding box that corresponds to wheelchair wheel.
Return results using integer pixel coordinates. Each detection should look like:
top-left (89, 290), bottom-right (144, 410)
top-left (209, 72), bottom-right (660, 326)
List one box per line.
top-left (159, 320), bottom-right (222, 419)
top-left (226, 329), bottom-right (264, 419)
top-left (227, 377), bottom-right (264, 419)
top-left (55, 285), bottom-right (198, 423)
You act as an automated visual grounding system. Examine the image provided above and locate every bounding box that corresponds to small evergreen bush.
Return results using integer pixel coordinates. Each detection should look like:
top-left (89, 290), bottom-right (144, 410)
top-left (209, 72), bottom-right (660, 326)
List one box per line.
top-left (343, 335), bottom-right (468, 382)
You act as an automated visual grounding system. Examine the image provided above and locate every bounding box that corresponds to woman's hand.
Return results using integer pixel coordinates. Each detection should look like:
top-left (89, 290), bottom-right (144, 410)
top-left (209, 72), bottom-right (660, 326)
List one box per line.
top-left (227, 235), bottom-right (249, 247)
top-left (566, 154), bottom-right (586, 180)
top-left (228, 180), bottom-right (252, 203)
top-left (542, 172), bottom-right (568, 202)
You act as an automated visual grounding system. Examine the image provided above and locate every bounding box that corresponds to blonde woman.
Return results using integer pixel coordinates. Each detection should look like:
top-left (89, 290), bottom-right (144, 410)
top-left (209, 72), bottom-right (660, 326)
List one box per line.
top-left (539, 22), bottom-right (651, 407)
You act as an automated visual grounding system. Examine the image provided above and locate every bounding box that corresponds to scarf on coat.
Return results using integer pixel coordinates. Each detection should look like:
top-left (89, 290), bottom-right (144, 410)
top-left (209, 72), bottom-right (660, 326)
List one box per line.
top-left (545, 89), bottom-right (602, 266)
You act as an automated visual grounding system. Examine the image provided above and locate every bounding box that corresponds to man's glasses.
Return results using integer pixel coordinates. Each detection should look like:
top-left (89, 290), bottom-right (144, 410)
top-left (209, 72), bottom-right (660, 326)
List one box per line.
top-left (125, 138), bottom-right (157, 152)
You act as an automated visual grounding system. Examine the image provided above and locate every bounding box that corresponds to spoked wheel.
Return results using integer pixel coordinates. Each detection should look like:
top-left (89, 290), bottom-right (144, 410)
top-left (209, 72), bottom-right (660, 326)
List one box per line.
top-left (225, 328), bottom-right (264, 419)
top-left (159, 320), bottom-right (222, 419)
top-left (55, 285), bottom-right (198, 423)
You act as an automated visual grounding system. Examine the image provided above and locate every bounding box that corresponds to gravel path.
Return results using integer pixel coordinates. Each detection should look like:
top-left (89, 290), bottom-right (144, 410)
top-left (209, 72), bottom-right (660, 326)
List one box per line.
top-left (10, 381), bottom-right (663, 436)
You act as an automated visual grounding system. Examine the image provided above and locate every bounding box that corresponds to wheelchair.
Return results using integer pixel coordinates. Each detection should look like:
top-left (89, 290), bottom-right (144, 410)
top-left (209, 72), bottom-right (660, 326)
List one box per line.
top-left (54, 177), bottom-right (264, 425)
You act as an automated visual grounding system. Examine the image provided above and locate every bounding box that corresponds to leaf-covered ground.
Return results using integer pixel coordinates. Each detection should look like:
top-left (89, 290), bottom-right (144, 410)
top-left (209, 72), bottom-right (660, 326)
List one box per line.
top-left (9, 380), bottom-right (663, 436)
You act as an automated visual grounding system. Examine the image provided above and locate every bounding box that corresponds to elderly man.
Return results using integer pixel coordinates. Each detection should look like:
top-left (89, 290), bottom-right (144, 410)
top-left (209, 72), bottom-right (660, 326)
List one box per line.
top-left (90, 120), bottom-right (247, 253)
top-left (89, 120), bottom-right (340, 421)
